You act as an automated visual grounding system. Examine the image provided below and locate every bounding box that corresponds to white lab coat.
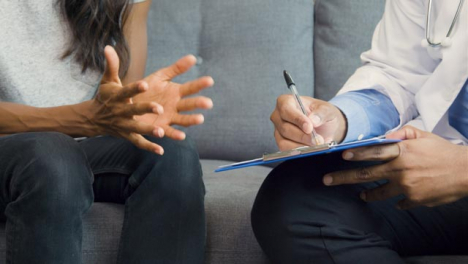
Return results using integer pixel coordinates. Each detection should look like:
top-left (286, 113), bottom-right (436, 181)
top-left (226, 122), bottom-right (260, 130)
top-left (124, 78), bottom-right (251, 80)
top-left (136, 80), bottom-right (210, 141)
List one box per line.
top-left (338, 0), bottom-right (468, 145)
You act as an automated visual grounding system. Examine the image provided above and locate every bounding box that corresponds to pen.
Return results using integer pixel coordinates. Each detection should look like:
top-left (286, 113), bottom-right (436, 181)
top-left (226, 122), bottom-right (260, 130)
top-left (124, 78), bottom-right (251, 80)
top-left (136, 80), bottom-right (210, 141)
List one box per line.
top-left (283, 70), bottom-right (320, 145)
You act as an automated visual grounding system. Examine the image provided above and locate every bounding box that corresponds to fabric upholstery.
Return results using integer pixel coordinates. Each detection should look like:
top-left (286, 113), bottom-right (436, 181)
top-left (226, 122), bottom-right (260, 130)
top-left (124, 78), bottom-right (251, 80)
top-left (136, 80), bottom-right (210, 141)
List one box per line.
top-left (313, 0), bottom-right (386, 101)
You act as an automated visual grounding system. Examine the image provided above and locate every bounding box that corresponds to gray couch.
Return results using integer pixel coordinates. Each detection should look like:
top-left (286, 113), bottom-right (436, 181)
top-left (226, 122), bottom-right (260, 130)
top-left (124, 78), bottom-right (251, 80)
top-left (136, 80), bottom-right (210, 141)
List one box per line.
top-left (0, 0), bottom-right (466, 263)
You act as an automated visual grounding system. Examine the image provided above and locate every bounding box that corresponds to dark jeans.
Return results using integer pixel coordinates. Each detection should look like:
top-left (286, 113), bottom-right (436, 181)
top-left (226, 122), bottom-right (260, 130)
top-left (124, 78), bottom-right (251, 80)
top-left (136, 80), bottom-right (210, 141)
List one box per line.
top-left (251, 152), bottom-right (468, 264)
top-left (0, 132), bottom-right (205, 264)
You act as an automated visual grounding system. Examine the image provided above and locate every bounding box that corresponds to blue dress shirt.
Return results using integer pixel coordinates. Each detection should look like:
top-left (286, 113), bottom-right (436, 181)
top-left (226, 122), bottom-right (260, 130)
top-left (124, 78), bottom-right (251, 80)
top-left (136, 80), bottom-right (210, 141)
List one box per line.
top-left (329, 89), bottom-right (399, 143)
top-left (330, 80), bottom-right (468, 143)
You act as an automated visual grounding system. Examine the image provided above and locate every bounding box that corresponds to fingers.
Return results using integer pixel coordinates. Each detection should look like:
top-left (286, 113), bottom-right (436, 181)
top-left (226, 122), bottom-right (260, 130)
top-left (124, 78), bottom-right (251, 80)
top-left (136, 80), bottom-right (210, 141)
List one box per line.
top-left (116, 102), bottom-right (164, 117)
top-left (177, 96), bottom-right (213, 112)
top-left (386, 125), bottom-right (424, 140)
top-left (323, 163), bottom-right (398, 186)
top-left (172, 114), bottom-right (205, 127)
top-left (275, 95), bottom-right (314, 134)
top-left (120, 119), bottom-right (164, 138)
top-left (361, 182), bottom-right (401, 202)
top-left (164, 126), bottom-right (186, 141)
top-left (180, 76), bottom-right (214, 97)
top-left (115, 81), bottom-right (149, 102)
top-left (308, 103), bottom-right (338, 127)
top-left (274, 130), bottom-right (309, 151)
top-left (125, 133), bottom-right (164, 155)
top-left (341, 143), bottom-right (400, 162)
top-left (152, 55), bottom-right (197, 81)
top-left (272, 111), bottom-right (318, 146)
top-left (102, 46), bottom-right (121, 84)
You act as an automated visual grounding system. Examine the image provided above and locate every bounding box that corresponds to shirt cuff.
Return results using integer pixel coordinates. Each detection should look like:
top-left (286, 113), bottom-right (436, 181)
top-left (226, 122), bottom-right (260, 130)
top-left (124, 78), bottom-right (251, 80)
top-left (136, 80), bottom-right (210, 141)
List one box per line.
top-left (330, 95), bottom-right (370, 143)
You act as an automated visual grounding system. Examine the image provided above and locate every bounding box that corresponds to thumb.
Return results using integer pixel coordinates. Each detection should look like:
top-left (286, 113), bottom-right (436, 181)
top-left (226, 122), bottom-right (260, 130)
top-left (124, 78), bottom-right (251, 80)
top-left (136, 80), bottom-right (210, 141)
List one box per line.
top-left (101, 45), bottom-right (121, 85)
top-left (386, 125), bottom-right (426, 140)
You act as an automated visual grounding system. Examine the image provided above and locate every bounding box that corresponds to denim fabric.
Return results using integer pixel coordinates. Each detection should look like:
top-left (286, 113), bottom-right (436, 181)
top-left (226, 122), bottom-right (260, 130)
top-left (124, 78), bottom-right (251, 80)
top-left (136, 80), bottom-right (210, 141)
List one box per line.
top-left (0, 132), bottom-right (205, 264)
top-left (251, 153), bottom-right (468, 264)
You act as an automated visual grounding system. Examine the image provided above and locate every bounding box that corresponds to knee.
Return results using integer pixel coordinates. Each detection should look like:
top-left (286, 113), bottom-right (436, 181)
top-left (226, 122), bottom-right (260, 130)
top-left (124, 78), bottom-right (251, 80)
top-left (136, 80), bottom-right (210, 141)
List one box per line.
top-left (13, 132), bottom-right (86, 165)
top-left (138, 136), bottom-right (203, 195)
top-left (9, 132), bottom-right (93, 211)
top-left (251, 161), bottom-right (338, 259)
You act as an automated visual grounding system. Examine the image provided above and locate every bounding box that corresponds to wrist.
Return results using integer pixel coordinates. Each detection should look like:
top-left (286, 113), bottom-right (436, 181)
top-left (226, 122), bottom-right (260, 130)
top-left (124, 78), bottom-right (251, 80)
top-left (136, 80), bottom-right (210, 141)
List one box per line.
top-left (333, 106), bottom-right (347, 143)
top-left (39, 101), bottom-right (98, 137)
top-left (68, 101), bottom-right (100, 137)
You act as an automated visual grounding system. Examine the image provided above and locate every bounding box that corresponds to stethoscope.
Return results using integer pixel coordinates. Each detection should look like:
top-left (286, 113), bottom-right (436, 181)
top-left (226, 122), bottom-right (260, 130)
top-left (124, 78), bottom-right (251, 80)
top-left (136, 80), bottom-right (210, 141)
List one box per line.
top-left (422, 0), bottom-right (465, 48)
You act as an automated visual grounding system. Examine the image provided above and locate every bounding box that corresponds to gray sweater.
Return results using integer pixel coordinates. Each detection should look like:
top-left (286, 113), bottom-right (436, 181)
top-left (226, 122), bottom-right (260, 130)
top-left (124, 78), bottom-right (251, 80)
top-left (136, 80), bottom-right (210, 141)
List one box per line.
top-left (0, 0), bottom-right (144, 108)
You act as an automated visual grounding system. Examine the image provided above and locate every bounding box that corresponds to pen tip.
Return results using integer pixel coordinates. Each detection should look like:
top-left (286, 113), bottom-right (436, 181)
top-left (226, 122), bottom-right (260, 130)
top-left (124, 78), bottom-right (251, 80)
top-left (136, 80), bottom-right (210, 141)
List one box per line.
top-left (283, 70), bottom-right (295, 87)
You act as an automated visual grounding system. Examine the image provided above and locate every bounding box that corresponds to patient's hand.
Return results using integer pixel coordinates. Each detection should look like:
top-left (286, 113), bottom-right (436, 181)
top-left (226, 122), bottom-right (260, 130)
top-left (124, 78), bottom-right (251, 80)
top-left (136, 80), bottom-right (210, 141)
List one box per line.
top-left (87, 46), bottom-right (213, 155)
top-left (271, 95), bottom-right (346, 150)
top-left (133, 55), bottom-right (214, 141)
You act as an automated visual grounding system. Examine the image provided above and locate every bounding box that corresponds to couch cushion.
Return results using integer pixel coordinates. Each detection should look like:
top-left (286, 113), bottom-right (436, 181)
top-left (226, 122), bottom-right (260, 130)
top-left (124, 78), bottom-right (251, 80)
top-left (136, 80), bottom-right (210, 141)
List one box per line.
top-left (313, 0), bottom-right (385, 100)
top-left (203, 159), bottom-right (271, 263)
top-left (145, 0), bottom-right (314, 162)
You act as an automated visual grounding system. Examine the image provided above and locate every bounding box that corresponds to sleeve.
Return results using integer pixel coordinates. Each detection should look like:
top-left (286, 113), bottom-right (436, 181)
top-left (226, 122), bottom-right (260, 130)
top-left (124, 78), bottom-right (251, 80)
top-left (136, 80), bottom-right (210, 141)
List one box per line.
top-left (329, 89), bottom-right (400, 143)
top-left (338, 0), bottom-right (439, 129)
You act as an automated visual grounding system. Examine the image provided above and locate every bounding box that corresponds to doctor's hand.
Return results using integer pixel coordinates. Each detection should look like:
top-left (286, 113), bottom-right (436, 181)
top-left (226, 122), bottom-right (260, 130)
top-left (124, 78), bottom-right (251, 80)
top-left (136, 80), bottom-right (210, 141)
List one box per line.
top-left (323, 126), bottom-right (468, 210)
top-left (271, 95), bottom-right (347, 150)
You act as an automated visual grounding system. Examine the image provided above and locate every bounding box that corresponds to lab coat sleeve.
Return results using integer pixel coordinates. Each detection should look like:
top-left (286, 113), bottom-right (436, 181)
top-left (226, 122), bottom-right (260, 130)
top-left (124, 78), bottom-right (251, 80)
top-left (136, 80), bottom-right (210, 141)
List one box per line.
top-left (338, 0), bottom-right (440, 128)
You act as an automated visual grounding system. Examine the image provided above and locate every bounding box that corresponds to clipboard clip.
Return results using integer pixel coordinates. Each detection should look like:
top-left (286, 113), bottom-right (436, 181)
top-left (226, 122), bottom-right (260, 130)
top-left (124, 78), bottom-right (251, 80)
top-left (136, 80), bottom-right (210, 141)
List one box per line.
top-left (263, 141), bottom-right (337, 161)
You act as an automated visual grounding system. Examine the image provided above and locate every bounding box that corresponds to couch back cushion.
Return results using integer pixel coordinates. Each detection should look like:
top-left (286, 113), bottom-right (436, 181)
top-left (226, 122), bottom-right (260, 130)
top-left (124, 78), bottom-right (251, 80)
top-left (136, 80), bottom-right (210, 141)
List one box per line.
top-left (145, 0), bottom-right (314, 161)
top-left (313, 0), bottom-right (386, 101)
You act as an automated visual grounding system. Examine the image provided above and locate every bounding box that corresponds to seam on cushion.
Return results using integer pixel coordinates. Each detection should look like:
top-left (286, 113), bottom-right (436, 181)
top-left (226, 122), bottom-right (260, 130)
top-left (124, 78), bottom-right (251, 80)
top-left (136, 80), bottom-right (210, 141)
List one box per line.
top-left (319, 226), bottom-right (337, 264)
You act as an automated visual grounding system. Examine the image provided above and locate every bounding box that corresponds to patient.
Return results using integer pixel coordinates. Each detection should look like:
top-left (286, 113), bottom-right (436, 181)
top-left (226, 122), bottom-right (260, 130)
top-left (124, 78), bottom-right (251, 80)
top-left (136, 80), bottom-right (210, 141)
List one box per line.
top-left (252, 1), bottom-right (468, 263)
top-left (0, 0), bottom-right (213, 263)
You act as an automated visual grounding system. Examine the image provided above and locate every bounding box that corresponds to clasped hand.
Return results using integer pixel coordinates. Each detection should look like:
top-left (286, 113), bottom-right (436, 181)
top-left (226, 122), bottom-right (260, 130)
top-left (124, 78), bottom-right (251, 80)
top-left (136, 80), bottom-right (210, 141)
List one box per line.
top-left (271, 95), bottom-right (468, 209)
top-left (86, 46), bottom-right (213, 154)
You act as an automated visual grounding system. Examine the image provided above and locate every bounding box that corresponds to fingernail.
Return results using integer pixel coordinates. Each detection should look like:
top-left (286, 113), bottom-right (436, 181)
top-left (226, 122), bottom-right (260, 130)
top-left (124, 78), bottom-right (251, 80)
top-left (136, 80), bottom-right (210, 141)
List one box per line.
top-left (311, 115), bottom-right (321, 125)
top-left (323, 175), bottom-right (333, 186)
top-left (344, 152), bottom-right (354, 160)
top-left (155, 105), bottom-right (164, 114)
top-left (303, 122), bottom-right (312, 133)
top-left (154, 128), bottom-right (164, 137)
top-left (360, 192), bottom-right (367, 201)
top-left (139, 83), bottom-right (148, 91)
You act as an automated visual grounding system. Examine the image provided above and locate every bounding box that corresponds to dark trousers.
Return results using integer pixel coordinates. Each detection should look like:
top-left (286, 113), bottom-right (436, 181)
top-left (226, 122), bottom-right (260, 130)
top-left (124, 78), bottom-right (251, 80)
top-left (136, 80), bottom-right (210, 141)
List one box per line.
top-left (0, 132), bottom-right (205, 264)
top-left (251, 152), bottom-right (468, 264)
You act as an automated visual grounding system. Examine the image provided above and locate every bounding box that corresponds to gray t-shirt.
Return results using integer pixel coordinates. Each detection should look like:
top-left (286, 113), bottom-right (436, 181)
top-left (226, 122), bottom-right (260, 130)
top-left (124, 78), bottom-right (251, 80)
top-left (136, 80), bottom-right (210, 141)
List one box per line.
top-left (0, 0), bottom-right (145, 108)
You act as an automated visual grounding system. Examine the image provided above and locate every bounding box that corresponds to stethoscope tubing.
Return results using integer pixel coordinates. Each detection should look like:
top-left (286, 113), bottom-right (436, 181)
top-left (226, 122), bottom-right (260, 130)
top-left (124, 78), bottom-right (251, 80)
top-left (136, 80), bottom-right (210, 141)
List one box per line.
top-left (425, 0), bottom-right (465, 47)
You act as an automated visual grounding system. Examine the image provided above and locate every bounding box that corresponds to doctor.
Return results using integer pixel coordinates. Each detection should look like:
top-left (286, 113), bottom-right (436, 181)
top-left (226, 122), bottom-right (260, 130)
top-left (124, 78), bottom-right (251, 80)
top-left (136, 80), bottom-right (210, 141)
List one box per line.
top-left (252, 0), bottom-right (468, 263)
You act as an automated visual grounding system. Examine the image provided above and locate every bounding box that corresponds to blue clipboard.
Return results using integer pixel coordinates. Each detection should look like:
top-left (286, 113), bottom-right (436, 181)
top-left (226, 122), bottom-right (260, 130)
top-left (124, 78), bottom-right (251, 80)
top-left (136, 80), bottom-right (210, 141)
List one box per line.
top-left (215, 137), bottom-right (401, 172)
